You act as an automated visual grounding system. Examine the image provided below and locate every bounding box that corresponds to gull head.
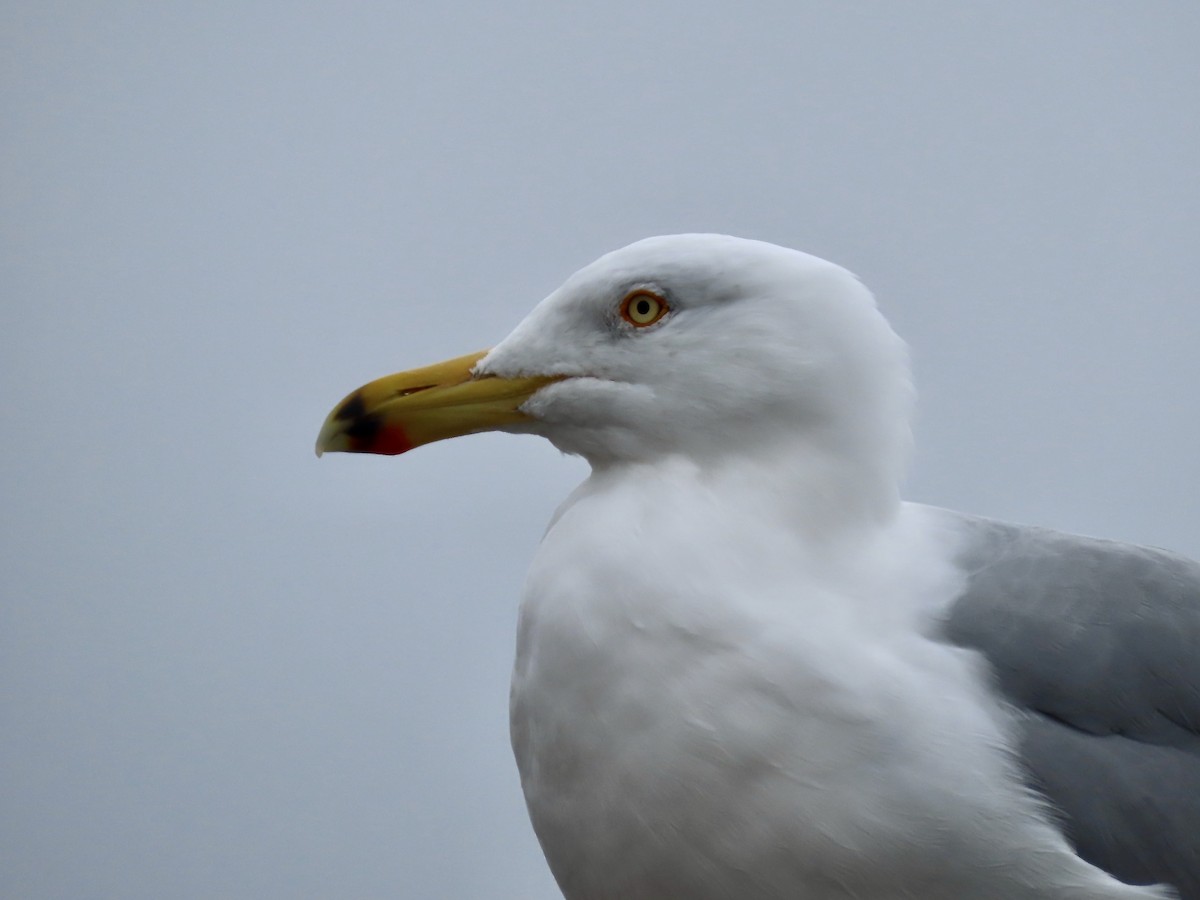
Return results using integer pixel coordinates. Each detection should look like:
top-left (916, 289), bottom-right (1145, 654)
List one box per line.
top-left (317, 234), bottom-right (913, 477)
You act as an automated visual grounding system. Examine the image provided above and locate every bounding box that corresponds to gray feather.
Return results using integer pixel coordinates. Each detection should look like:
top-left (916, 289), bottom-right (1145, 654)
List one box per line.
top-left (938, 512), bottom-right (1200, 897)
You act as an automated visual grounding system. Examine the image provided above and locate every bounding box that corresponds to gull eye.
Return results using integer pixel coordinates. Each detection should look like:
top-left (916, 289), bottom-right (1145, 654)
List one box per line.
top-left (620, 290), bottom-right (669, 327)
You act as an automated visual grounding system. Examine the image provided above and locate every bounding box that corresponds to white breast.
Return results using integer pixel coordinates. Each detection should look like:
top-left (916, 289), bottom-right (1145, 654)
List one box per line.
top-left (508, 464), bottom-right (1165, 900)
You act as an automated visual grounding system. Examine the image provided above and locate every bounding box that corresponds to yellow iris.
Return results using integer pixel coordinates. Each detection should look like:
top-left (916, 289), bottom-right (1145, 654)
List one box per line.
top-left (621, 290), bottom-right (669, 327)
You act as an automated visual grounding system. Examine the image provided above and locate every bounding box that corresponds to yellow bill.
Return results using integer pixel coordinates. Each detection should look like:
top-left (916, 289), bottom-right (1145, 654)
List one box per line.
top-left (315, 350), bottom-right (560, 456)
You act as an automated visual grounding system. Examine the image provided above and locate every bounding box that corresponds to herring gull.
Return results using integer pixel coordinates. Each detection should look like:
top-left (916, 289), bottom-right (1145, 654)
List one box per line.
top-left (316, 234), bottom-right (1199, 899)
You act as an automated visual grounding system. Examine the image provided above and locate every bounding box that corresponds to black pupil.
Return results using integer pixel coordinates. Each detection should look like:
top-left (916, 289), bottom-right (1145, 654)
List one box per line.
top-left (636, 299), bottom-right (652, 317)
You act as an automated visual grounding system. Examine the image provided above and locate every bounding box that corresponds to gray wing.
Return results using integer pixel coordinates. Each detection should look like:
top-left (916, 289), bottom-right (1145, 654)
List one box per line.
top-left (938, 511), bottom-right (1200, 898)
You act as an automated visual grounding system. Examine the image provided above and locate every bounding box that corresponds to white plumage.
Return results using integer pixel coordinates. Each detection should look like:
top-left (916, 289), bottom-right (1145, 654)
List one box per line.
top-left (483, 236), bottom-right (1171, 898)
top-left (319, 235), bottom-right (1197, 898)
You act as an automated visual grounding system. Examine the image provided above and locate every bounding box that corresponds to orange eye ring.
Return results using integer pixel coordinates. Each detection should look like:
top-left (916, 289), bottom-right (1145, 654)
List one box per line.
top-left (620, 290), bottom-right (669, 327)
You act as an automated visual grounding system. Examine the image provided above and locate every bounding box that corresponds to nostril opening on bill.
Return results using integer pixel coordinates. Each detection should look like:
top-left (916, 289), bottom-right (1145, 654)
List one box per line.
top-left (397, 384), bottom-right (436, 397)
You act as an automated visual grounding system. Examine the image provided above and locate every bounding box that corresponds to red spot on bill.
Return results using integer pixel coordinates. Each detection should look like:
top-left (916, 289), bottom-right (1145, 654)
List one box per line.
top-left (363, 424), bottom-right (413, 455)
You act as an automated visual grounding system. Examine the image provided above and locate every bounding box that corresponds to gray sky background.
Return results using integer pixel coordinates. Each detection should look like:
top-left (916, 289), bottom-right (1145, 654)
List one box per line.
top-left (3, 3), bottom-right (1198, 898)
